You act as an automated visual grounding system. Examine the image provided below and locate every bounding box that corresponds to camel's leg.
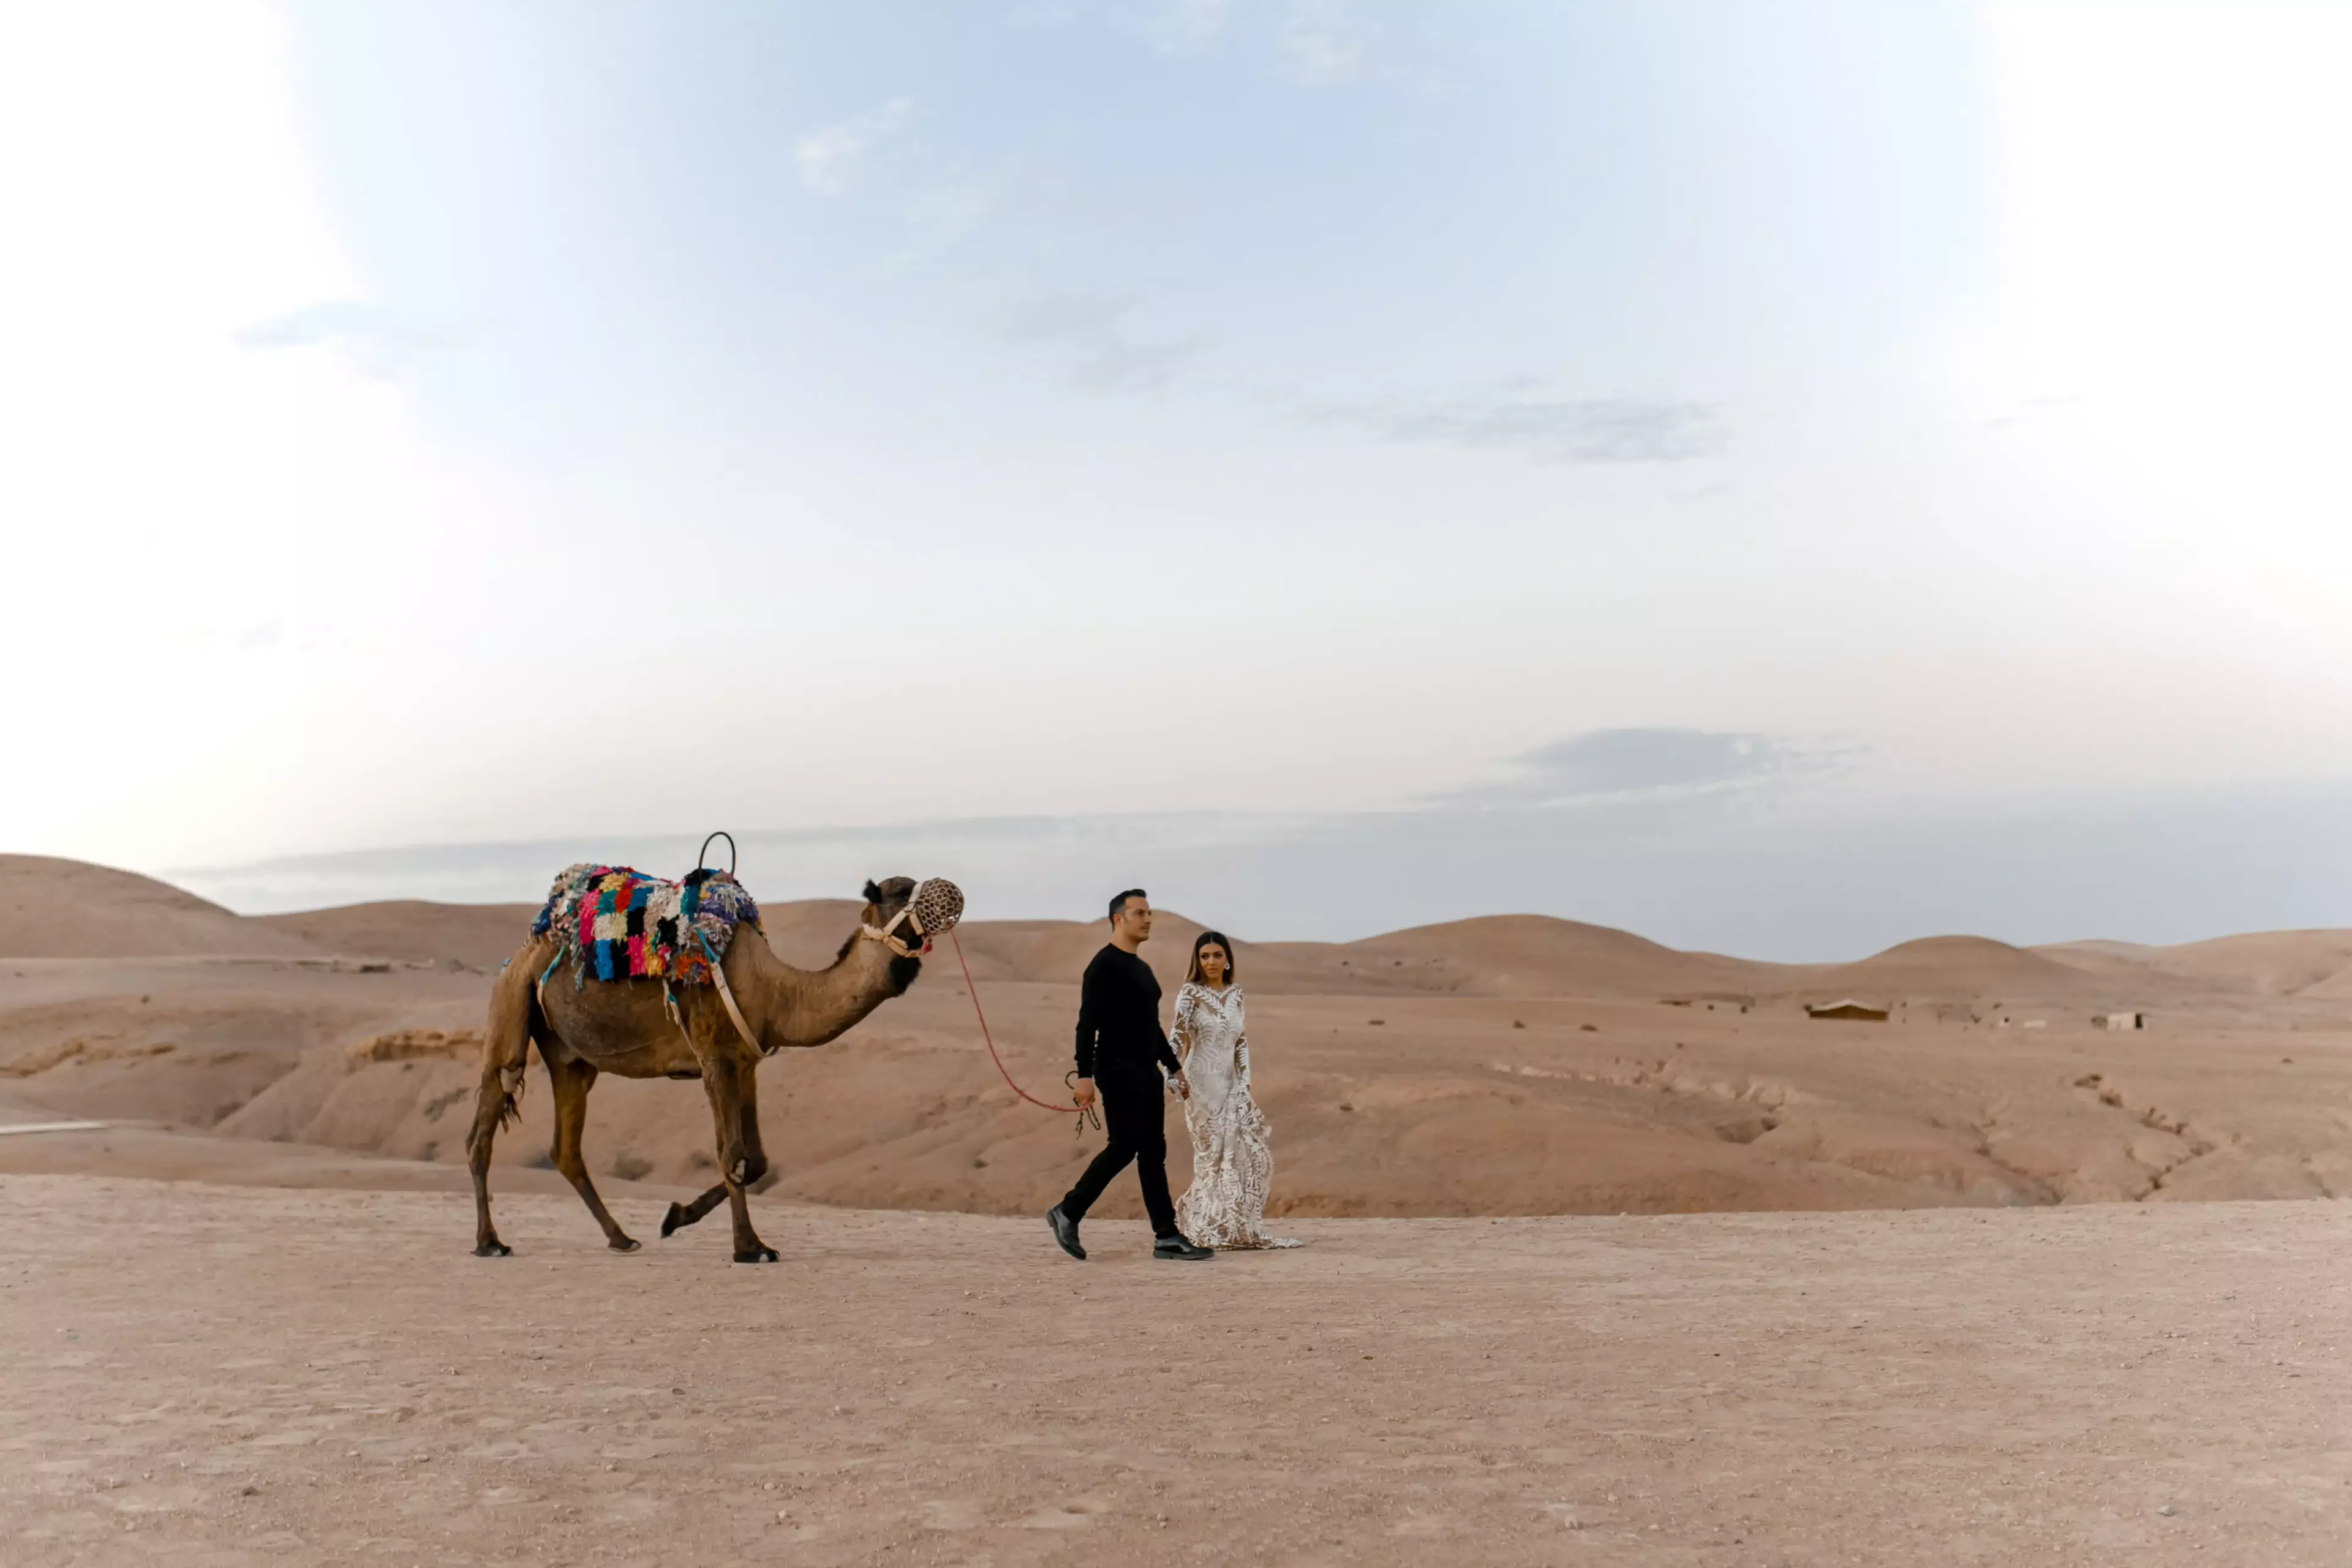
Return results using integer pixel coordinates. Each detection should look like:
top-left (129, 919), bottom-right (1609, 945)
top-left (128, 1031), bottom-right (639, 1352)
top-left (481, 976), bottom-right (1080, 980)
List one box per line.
top-left (736, 1067), bottom-right (772, 1193)
top-left (466, 951), bottom-right (540, 1257)
top-left (660, 1068), bottom-right (769, 1239)
top-left (464, 1063), bottom-right (513, 1256)
top-left (662, 1180), bottom-right (723, 1236)
top-left (546, 1056), bottom-right (639, 1253)
top-left (699, 1053), bottom-right (775, 1264)
top-left (660, 1176), bottom-right (729, 1237)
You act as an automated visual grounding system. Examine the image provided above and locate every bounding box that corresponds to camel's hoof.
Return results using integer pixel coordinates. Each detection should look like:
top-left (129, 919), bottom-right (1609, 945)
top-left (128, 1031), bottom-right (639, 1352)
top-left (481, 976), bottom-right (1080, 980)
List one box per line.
top-left (609, 1236), bottom-right (641, 1253)
top-left (473, 1241), bottom-right (512, 1258)
top-left (733, 1246), bottom-right (779, 1265)
top-left (660, 1202), bottom-right (688, 1238)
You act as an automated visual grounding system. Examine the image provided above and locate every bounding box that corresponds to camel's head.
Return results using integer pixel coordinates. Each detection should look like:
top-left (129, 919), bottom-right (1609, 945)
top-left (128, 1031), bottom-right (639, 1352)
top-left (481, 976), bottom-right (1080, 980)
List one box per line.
top-left (850, 875), bottom-right (965, 993)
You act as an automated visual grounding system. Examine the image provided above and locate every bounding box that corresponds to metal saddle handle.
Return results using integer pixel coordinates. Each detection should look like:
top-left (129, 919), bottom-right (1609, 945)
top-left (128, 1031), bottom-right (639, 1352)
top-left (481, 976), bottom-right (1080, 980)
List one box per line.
top-left (697, 831), bottom-right (737, 876)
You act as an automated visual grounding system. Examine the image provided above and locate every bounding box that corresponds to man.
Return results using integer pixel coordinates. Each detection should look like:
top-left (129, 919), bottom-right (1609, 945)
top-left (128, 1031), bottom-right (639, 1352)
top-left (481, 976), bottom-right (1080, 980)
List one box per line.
top-left (1046, 889), bottom-right (1213, 1261)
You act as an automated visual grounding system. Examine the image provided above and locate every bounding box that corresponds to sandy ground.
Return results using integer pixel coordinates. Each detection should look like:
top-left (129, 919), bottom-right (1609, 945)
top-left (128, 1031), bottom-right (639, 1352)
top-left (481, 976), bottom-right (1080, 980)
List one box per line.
top-left (7, 854), bottom-right (2352, 1223)
top-left (10, 954), bottom-right (2352, 1220)
top-left (5, 1172), bottom-right (2351, 1567)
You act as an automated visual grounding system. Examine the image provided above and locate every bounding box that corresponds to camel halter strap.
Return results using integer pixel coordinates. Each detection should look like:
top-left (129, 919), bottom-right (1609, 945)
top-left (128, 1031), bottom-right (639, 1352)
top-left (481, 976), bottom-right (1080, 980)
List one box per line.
top-left (861, 878), bottom-right (967, 959)
top-left (693, 927), bottom-right (766, 1055)
top-left (859, 916), bottom-right (929, 959)
top-left (533, 949), bottom-right (565, 1020)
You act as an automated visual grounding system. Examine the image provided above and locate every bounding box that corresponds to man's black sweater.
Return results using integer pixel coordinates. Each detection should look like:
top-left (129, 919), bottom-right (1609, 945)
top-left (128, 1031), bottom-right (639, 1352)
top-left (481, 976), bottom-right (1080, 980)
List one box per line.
top-left (1073, 944), bottom-right (1180, 1080)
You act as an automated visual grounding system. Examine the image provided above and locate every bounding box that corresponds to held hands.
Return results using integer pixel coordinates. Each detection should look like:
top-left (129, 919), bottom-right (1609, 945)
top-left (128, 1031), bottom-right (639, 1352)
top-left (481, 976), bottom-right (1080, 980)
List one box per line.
top-left (1066, 1072), bottom-right (1188, 1107)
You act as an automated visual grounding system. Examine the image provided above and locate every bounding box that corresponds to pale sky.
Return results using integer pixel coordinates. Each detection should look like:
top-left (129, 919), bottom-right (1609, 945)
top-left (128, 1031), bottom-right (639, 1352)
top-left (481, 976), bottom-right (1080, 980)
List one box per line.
top-left (4, 2), bottom-right (2348, 954)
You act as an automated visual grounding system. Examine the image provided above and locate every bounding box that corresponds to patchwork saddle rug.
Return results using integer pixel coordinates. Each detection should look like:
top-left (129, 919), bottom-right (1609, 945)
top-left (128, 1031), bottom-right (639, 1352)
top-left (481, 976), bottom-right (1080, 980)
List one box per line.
top-left (530, 864), bottom-right (763, 987)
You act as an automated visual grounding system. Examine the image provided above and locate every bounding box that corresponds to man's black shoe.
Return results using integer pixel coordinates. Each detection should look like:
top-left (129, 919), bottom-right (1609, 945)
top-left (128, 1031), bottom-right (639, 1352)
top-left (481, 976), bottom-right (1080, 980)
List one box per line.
top-left (1153, 1234), bottom-right (1213, 1261)
top-left (1047, 1205), bottom-right (1086, 1261)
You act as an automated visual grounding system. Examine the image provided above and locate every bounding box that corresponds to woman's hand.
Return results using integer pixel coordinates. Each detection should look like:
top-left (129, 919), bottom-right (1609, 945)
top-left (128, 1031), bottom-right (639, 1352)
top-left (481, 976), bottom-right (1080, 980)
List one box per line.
top-left (1071, 1076), bottom-right (1097, 1109)
top-left (1171, 1069), bottom-right (1192, 1101)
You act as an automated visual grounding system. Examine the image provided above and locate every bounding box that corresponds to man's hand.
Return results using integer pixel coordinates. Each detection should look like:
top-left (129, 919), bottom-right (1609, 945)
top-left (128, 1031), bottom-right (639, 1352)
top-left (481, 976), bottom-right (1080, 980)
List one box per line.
top-left (1171, 1069), bottom-right (1191, 1101)
top-left (1071, 1077), bottom-right (1097, 1109)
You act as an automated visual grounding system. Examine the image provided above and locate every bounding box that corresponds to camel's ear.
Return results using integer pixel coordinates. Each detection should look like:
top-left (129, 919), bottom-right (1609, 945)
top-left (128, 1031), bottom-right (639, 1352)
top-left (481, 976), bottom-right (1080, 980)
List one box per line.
top-left (861, 880), bottom-right (884, 904)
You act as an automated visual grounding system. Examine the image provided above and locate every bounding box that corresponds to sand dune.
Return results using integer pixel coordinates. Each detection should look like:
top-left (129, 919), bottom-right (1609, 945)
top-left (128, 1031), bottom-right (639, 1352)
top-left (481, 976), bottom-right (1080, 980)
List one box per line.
top-left (0, 854), bottom-right (317, 960)
top-left (252, 900), bottom-right (541, 969)
top-left (2298, 963), bottom-right (2352, 1001)
top-left (1790, 934), bottom-right (2137, 1007)
top-left (945, 911), bottom-right (1784, 998)
top-left (2043, 929), bottom-right (2352, 998)
top-left (17, 852), bottom-right (2345, 1004)
top-left (1265, 913), bottom-right (1787, 999)
top-left (0, 857), bottom-right (1793, 1000)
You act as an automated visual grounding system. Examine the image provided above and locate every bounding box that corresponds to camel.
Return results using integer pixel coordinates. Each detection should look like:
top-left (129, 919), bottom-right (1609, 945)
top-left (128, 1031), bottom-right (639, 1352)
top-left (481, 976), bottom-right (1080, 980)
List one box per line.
top-left (465, 875), bottom-right (944, 1262)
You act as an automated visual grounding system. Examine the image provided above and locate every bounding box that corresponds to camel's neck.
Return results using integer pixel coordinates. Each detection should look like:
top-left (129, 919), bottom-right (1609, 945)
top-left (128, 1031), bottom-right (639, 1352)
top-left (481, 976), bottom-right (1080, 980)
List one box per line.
top-left (729, 927), bottom-right (911, 1051)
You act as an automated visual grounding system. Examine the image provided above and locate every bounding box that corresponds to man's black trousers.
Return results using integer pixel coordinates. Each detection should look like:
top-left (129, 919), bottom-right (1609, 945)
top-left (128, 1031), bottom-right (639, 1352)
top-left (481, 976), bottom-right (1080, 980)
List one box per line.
top-left (1060, 1062), bottom-right (1177, 1237)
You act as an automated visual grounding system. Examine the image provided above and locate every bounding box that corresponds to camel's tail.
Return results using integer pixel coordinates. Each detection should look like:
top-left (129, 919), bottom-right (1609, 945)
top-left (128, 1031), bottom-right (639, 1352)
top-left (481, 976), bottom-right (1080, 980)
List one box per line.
top-left (491, 1063), bottom-right (527, 1134)
top-left (473, 941), bottom-right (549, 1146)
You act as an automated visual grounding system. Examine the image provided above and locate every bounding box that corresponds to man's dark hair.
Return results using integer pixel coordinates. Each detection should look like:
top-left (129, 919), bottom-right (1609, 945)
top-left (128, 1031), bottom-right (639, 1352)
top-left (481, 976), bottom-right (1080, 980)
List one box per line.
top-left (1108, 888), bottom-right (1147, 923)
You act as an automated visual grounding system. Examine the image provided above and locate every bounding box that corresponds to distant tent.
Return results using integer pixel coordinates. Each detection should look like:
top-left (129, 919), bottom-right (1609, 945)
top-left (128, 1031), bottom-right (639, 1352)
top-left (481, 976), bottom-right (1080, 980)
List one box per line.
top-left (1805, 999), bottom-right (1890, 1022)
top-left (2095, 1012), bottom-right (2146, 1030)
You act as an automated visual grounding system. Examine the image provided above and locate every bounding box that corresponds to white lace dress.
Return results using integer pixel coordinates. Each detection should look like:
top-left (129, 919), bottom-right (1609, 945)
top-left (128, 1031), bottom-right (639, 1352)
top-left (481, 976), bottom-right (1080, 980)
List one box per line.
top-left (1170, 982), bottom-right (1298, 1249)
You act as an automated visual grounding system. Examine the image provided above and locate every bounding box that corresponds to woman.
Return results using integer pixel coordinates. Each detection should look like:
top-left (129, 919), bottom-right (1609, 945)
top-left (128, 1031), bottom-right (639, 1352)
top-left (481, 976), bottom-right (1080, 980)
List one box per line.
top-left (1170, 930), bottom-right (1298, 1249)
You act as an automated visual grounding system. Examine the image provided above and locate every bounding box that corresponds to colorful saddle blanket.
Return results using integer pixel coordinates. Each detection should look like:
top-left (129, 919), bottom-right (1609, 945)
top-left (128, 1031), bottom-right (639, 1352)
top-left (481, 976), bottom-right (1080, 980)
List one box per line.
top-left (530, 864), bottom-right (763, 987)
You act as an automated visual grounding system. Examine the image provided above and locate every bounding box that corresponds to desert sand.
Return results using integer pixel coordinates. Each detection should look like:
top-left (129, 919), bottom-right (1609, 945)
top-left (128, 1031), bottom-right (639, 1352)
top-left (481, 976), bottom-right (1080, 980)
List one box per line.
top-left (6, 853), bottom-right (2352, 1564)
top-left (5, 1174), bottom-right (2351, 1566)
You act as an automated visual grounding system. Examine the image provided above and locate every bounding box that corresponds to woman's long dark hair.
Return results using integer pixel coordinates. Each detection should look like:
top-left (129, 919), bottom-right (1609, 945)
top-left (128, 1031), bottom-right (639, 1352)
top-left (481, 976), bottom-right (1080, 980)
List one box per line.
top-left (1186, 929), bottom-right (1237, 986)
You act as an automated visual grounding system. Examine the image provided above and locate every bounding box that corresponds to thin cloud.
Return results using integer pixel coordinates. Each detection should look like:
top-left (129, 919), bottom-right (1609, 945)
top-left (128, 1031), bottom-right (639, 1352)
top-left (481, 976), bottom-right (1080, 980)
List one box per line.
top-left (1436, 728), bottom-right (1859, 810)
top-left (882, 162), bottom-right (1026, 273)
top-left (1139, 0), bottom-right (1232, 54)
top-left (167, 780), bottom-right (2352, 958)
top-left (1014, 1), bottom-right (1232, 53)
top-left (1281, 0), bottom-right (1377, 84)
top-left (1001, 1), bottom-right (1092, 23)
top-left (1318, 385), bottom-right (1726, 464)
top-left (232, 301), bottom-right (478, 379)
top-left (995, 293), bottom-right (1209, 393)
top-left (1016, 0), bottom-right (1382, 81)
top-left (794, 96), bottom-right (913, 195)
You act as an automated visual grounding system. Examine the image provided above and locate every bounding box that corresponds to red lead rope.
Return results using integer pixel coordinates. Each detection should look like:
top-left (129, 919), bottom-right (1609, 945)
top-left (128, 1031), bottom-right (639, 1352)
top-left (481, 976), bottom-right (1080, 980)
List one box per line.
top-left (948, 930), bottom-right (1084, 1114)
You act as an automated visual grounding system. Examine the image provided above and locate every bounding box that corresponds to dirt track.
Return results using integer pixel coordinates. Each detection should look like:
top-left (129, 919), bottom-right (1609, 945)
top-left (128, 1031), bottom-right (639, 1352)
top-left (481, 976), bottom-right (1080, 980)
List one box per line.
top-left (6, 1174), bottom-right (2351, 1566)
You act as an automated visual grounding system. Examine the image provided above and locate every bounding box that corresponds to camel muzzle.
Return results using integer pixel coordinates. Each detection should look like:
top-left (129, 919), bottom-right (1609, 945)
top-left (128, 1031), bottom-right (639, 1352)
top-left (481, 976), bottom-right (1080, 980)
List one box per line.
top-left (863, 878), bottom-right (965, 958)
